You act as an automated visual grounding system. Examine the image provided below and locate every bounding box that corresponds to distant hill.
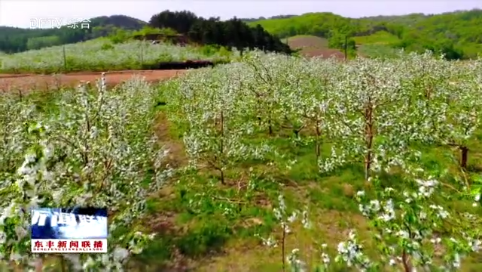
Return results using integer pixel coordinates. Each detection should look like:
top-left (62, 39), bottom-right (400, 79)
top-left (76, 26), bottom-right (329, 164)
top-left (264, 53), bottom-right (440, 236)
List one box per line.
top-left (0, 11), bottom-right (291, 56)
top-left (90, 15), bottom-right (147, 29)
top-left (240, 15), bottom-right (297, 22)
top-left (0, 15), bottom-right (147, 53)
top-left (248, 9), bottom-right (482, 59)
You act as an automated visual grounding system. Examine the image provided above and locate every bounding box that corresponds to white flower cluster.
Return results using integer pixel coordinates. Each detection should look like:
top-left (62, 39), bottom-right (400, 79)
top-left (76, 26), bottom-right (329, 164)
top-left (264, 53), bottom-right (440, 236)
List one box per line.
top-left (0, 75), bottom-right (169, 270)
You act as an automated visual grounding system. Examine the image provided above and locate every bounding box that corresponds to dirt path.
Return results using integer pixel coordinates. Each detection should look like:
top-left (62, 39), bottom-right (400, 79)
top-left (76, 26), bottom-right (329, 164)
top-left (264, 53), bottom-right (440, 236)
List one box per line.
top-left (0, 70), bottom-right (188, 92)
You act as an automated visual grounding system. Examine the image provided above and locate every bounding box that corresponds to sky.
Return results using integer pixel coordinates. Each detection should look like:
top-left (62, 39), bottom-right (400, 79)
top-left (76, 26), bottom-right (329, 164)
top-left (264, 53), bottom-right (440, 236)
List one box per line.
top-left (0, 0), bottom-right (480, 28)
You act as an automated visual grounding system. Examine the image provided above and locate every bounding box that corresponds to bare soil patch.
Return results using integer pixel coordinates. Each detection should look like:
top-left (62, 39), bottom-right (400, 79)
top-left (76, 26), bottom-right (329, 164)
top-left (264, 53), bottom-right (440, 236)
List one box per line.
top-left (285, 36), bottom-right (329, 49)
top-left (284, 35), bottom-right (345, 59)
top-left (154, 112), bottom-right (189, 169)
top-left (0, 70), bottom-right (188, 92)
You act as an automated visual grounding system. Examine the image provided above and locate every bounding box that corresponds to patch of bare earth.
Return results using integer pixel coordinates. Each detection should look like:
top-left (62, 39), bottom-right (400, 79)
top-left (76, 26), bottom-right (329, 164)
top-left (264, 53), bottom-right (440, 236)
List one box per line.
top-left (0, 70), bottom-right (188, 92)
top-left (285, 36), bottom-right (345, 59)
top-left (155, 112), bottom-right (188, 169)
top-left (136, 112), bottom-right (192, 272)
top-left (151, 111), bottom-right (188, 218)
top-left (286, 36), bottom-right (328, 49)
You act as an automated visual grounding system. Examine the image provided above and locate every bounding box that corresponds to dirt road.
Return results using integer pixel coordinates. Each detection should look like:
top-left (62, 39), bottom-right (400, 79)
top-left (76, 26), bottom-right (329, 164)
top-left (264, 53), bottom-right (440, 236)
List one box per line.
top-left (0, 70), bottom-right (188, 92)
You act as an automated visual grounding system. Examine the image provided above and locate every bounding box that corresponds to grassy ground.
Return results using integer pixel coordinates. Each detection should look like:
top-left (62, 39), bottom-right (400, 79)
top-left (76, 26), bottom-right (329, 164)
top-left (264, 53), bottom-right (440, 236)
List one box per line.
top-left (352, 31), bottom-right (400, 45)
top-left (126, 83), bottom-right (482, 272)
top-left (353, 31), bottom-right (402, 59)
top-left (357, 44), bottom-right (403, 59)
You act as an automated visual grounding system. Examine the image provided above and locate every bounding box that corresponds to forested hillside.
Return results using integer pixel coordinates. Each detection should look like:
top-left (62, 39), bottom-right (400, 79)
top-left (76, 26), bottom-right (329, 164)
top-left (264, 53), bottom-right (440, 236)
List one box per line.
top-left (360, 13), bottom-right (429, 26)
top-left (249, 9), bottom-right (482, 59)
top-left (0, 11), bottom-right (290, 55)
top-left (149, 11), bottom-right (291, 54)
top-left (0, 15), bottom-right (146, 53)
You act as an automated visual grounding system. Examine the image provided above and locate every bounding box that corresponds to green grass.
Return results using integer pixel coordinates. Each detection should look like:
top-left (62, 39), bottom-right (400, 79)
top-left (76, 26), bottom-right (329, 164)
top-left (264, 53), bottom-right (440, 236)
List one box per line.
top-left (353, 31), bottom-right (400, 45)
top-left (358, 44), bottom-right (403, 59)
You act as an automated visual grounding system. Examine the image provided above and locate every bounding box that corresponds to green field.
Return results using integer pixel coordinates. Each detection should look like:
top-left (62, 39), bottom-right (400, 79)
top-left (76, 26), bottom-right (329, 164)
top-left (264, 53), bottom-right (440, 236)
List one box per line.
top-left (352, 31), bottom-right (400, 45)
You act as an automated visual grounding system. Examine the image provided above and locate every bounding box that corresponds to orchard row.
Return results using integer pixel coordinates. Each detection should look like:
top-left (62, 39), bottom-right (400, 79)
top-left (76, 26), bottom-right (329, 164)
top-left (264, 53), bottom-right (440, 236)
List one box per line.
top-left (0, 39), bottom-right (235, 73)
top-left (168, 51), bottom-right (482, 183)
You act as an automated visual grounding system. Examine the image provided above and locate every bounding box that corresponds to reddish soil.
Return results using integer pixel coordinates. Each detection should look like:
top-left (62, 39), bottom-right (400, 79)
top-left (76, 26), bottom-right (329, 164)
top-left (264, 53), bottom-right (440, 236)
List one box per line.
top-left (286, 36), bottom-right (329, 49)
top-left (285, 36), bottom-right (346, 59)
top-left (0, 70), bottom-right (188, 92)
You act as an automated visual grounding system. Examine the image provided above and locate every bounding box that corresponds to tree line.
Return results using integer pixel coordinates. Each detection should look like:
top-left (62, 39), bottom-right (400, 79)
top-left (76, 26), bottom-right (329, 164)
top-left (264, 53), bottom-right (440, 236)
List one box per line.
top-left (148, 10), bottom-right (291, 54)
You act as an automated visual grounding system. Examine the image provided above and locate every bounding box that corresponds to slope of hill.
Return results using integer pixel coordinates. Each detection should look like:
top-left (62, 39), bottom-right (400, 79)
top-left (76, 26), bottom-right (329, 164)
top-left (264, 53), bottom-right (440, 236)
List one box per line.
top-left (249, 9), bottom-right (482, 59)
top-left (0, 15), bottom-right (147, 53)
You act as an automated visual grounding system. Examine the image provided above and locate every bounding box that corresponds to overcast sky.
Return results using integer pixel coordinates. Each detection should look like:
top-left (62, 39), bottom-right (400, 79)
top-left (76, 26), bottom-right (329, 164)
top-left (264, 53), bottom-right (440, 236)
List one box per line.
top-left (0, 0), bottom-right (480, 28)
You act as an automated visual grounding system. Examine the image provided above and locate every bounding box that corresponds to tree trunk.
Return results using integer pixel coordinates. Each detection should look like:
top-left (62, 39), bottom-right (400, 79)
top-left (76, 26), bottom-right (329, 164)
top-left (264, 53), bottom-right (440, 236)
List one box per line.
top-left (220, 169), bottom-right (225, 185)
top-left (364, 152), bottom-right (372, 182)
top-left (219, 110), bottom-right (225, 184)
top-left (315, 122), bottom-right (321, 161)
top-left (460, 146), bottom-right (468, 170)
top-left (364, 103), bottom-right (374, 182)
